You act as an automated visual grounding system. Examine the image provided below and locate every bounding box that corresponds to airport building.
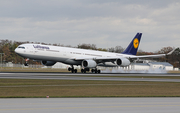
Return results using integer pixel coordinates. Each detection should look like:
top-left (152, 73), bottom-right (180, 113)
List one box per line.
top-left (130, 62), bottom-right (173, 71)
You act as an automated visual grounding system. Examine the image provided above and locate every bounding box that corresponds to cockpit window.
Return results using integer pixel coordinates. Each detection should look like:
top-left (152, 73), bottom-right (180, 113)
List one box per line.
top-left (18, 46), bottom-right (25, 49)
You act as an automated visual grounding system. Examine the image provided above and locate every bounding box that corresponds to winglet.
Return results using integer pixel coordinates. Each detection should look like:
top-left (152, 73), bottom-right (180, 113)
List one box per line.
top-left (166, 48), bottom-right (178, 55)
top-left (122, 33), bottom-right (142, 55)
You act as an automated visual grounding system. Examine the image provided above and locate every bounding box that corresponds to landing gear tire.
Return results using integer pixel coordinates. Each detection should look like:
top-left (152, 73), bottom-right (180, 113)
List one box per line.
top-left (68, 67), bottom-right (71, 71)
top-left (92, 69), bottom-right (101, 73)
top-left (68, 66), bottom-right (77, 73)
top-left (81, 69), bottom-right (87, 73)
top-left (71, 68), bottom-right (77, 73)
top-left (81, 69), bottom-right (84, 73)
top-left (71, 69), bottom-right (74, 73)
top-left (24, 62), bottom-right (28, 66)
top-left (95, 69), bottom-right (97, 73)
top-left (91, 69), bottom-right (94, 73)
top-left (98, 70), bottom-right (101, 73)
top-left (74, 69), bottom-right (77, 73)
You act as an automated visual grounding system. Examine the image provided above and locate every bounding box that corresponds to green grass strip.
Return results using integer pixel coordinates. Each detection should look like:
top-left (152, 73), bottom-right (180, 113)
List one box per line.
top-left (0, 79), bottom-right (180, 98)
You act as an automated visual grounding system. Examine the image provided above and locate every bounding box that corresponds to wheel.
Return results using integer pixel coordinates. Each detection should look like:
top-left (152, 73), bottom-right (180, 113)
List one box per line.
top-left (86, 68), bottom-right (90, 72)
top-left (98, 70), bottom-right (101, 73)
top-left (24, 63), bottom-right (28, 66)
top-left (74, 69), bottom-right (77, 73)
top-left (71, 68), bottom-right (75, 73)
top-left (95, 69), bottom-right (97, 73)
top-left (81, 69), bottom-right (84, 73)
top-left (91, 69), bottom-right (94, 73)
top-left (68, 67), bottom-right (71, 71)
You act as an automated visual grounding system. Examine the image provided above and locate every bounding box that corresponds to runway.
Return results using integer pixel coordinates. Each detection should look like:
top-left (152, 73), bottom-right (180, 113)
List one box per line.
top-left (0, 72), bottom-right (180, 82)
top-left (1, 98), bottom-right (180, 113)
top-left (1, 73), bottom-right (180, 113)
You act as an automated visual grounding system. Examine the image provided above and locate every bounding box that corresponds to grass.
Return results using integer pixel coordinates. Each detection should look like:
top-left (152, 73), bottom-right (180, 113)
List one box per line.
top-left (0, 79), bottom-right (180, 98)
top-left (0, 68), bottom-right (180, 97)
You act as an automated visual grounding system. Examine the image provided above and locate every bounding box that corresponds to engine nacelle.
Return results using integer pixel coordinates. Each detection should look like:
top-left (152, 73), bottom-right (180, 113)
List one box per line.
top-left (41, 61), bottom-right (56, 66)
top-left (116, 58), bottom-right (130, 67)
top-left (82, 60), bottom-right (97, 68)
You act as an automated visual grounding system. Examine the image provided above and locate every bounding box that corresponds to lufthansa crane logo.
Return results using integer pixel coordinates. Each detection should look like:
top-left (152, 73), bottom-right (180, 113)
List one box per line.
top-left (133, 38), bottom-right (139, 49)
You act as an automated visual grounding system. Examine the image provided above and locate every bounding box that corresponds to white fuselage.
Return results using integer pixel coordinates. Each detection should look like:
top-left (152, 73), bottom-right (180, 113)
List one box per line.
top-left (15, 44), bottom-right (133, 66)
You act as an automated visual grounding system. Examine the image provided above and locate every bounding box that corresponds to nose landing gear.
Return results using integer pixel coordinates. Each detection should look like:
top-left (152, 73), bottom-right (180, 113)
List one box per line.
top-left (24, 58), bottom-right (29, 66)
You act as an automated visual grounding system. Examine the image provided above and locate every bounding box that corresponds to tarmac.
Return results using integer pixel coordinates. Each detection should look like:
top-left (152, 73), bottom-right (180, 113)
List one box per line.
top-left (0, 98), bottom-right (180, 113)
top-left (1, 72), bottom-right (180, 112)
top-left (0, 72), bottom-right (180, 82)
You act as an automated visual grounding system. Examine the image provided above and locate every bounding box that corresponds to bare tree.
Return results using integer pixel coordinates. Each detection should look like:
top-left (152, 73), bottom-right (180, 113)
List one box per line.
top-left (114, 46), bottom-right (124, 53)
top-left (158, 46), bottom-right (174, 54)
top-left (108, 46), bottom-right (124, 53)
top-left (78, 44), bottom-right (97, 50)
top-left (108, 47), bottom-right (115, 52)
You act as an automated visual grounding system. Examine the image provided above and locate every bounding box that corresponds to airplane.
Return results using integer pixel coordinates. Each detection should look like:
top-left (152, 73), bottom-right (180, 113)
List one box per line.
top-left (15, 33), bottom-right (174, 73)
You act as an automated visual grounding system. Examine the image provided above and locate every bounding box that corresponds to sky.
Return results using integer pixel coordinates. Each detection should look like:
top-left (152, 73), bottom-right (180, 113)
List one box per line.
top-left (0, 0), bottom-right (179, 52)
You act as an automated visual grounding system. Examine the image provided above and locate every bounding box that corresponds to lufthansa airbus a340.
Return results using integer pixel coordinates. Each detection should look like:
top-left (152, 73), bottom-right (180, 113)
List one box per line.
top-left (15, 33), bottom-right (174, 73)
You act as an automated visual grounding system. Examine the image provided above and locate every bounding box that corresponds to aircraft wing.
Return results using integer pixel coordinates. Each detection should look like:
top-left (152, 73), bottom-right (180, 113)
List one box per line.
top-left (74, 56), bottom-right (123, 60)
top-left (128, 54), bottom-right (166, 59)
top-left (73, 54), bottom-right (165, 61)
top-left (129, 48), bottom-right (177, 59)
top-left (73, 48), bottom-right (176, 61)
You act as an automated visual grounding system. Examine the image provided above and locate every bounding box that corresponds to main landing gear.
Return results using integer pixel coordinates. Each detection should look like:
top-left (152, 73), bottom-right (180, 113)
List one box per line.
top-left (81, 68), bottom-right (101, 73)
top-left (91, 69), bottom-right (101, 73)
top-left (68, 66), bottom-right (101, 73)
top-left (68, 66), bottom-right (77, 73)
top-left (81, 68), bottom-right (89, 73)
top-left (24, 58), bottom-right (29, 66)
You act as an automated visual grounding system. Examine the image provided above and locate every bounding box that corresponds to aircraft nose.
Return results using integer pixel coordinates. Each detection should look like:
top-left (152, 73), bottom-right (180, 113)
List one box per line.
top-left (15, 48), bottom-right (19, 54)
top-left (15, 48), bottom-right (17, 53)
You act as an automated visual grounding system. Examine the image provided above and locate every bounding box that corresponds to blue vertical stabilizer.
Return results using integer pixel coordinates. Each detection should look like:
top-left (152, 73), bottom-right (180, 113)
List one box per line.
top-left (122, 33), bottom-right (142, 55)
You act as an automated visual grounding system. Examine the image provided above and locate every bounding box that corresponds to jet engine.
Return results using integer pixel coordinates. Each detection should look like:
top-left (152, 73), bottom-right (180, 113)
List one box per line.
top-left (82, 60), bottom-right (97, 68)
top-left (41, 61), bottom-right (56, 66)
top-left (116, 58), bottom-right (130, 67)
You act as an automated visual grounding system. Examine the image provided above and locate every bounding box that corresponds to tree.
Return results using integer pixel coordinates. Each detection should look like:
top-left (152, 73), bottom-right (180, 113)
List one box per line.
top-left (108, 46), bottom-right (124, 53)
top-left (98, 48), bottom-right (107, 52)
top-left (78, 44), bottom-right (97, 50)
top-left (157, 47), bottom-right (178, 67)
top-left (2, 44), bottom-right (11, 62)
top-left (114, 46), bottom-right (124, 53)
top-left (158, 46), bottom-right (174, 54)
top-left (108, 47), bottom-right (115, 52)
